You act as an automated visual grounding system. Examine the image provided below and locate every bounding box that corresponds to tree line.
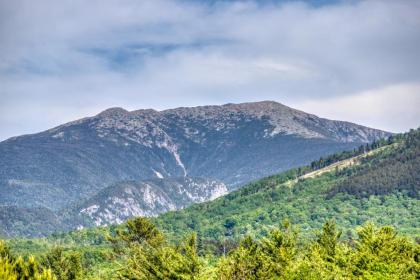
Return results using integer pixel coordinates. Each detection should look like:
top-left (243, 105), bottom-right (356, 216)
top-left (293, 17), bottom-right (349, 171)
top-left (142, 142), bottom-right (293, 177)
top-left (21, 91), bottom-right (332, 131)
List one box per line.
top-left (2, 217), bottom-right (419, 279)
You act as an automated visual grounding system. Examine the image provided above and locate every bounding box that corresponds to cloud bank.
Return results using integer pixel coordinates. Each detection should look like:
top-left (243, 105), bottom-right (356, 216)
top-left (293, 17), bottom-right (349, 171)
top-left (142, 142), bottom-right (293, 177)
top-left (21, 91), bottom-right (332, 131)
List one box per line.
top-left (0, 0), bottom-right (419, 139)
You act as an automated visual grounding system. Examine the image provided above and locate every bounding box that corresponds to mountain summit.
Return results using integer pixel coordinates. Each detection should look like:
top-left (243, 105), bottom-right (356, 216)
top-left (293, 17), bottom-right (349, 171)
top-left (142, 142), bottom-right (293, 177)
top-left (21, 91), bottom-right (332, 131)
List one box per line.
top-left (0, 101), bottom-right (390, 214)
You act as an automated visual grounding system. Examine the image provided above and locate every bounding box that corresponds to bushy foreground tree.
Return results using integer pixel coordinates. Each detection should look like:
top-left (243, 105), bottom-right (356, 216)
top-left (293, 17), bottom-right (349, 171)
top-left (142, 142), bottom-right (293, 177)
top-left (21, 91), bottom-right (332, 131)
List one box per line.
top-left (110, 217), bottom-right (202, 279)
top-left (217, 220), bottom-right (298, 279)
top-left (0, 239), bottom-right (83, 280)
top-left (40, 247), bottom-right (82, 280)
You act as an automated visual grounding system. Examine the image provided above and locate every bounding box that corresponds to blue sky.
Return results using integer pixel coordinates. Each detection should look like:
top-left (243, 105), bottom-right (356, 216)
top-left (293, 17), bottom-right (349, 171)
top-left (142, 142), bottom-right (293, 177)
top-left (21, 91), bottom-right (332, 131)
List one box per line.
top-left (0, 0), bottom-right (419, 140)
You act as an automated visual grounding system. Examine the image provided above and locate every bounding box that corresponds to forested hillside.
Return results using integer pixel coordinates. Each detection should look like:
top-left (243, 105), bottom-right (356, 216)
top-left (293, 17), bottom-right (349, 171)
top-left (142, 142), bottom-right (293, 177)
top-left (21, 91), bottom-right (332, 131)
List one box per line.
top-left (154, 129), bottom-right (419, 243)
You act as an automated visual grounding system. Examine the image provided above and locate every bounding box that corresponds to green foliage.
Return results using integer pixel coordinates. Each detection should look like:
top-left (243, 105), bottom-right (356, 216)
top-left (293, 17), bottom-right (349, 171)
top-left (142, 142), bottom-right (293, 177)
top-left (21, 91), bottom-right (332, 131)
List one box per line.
top-left (40, 247), bottom-right (82, 280)
top-left (351, 223), bottom-right (419, 279)
top-left (308, 134), bottom-right (395, 172)
top-left (2, 220), bottom-right (419, 279)
top-left (217, 220), bottom-right (298, 279)
top-left (0, 240), bottom-right (55, 280)
top-left (112, 217), bottom-right (202, 279)
top-left (109, 217), bottom-right (165, 256)
top-left (315, 219), bottom-right (342, 261)
top-left (329, 128), bottom-right (420, 198)
top-left (217, 221), bottom-right (419, 280)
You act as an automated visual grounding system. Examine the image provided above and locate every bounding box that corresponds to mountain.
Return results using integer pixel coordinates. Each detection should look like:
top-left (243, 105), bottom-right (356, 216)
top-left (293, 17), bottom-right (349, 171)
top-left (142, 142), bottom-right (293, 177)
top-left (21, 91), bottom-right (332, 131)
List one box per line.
top-left (0, 101), bottom-right (390, 214)
top-left (154, 129), bottom-right (419, 241)
top-left (0, 177), bottom-right (226, 237)
top-left (75, 177), bottom-right (227, 226)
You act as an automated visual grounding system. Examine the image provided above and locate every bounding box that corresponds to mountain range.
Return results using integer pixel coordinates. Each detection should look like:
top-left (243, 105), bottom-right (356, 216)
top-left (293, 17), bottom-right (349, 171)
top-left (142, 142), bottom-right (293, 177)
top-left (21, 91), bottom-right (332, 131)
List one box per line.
top-left (0, 101), bottom-right (391, 236)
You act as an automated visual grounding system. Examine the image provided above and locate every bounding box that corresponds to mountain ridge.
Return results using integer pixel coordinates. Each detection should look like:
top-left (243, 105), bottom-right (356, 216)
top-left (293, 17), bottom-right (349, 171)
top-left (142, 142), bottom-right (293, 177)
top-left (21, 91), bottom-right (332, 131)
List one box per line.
top-left (3, 101), bottom-right (387, 143)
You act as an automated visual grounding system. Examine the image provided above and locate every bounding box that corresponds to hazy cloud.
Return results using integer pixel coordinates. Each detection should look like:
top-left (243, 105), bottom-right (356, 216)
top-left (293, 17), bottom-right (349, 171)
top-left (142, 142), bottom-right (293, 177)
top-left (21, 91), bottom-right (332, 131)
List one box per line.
top-left (1, 0), bottom-right (419, 139)
top-left (293, 82), bottom-right (420, 132)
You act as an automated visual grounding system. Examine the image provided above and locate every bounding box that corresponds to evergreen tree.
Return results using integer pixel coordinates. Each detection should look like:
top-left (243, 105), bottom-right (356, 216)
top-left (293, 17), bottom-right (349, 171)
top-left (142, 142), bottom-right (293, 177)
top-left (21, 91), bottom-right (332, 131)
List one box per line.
top-left (41, 247), bottom-right (82, 280)
top-left (316, 219), bottom-right (342, 261)
top-left (352, 223), bottom-right (419, 279)
top-left (110, 217), bottom-right (165, 254)
top-left (115, 218), bottom-right (202, 279)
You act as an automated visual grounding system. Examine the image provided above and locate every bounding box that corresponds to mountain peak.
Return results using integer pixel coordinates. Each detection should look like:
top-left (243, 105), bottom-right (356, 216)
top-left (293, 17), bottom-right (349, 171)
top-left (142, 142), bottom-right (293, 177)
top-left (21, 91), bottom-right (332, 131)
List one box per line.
top-left (223, 100), bottom-right (286, 109)
top-left (222, 100), bottom-right (294, 115)
top-left (97, 107), bottom-right (129, 118)
top-left (131, 109), bottom-right (158, 115)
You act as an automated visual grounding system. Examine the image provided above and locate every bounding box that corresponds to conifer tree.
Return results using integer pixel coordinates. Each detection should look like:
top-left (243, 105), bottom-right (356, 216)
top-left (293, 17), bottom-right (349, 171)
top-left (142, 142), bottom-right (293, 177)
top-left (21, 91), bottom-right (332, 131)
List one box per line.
top-left (41, 247), bottom-right (82, 280)
top-left (316, 219), bottom-right (342, 261)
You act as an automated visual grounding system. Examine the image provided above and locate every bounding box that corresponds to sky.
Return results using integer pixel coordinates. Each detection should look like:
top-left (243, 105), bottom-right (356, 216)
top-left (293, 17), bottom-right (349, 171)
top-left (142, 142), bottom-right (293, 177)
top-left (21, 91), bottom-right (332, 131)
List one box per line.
top-left (0, 0), bottom-right (420, 140)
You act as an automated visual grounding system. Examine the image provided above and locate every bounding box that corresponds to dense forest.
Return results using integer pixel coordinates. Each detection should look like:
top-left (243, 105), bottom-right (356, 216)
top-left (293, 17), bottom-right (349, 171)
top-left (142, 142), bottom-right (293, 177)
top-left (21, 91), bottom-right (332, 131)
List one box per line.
top-left (1, 129), bottom-right (419, 279)
top-left (328, 129), bottom-right (419, 198)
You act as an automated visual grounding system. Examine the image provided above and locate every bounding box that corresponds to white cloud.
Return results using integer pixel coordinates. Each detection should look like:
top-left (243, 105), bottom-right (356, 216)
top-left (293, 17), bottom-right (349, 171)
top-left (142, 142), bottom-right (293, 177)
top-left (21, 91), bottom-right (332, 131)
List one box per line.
top-left (0, 0), bottom-right (419, 139)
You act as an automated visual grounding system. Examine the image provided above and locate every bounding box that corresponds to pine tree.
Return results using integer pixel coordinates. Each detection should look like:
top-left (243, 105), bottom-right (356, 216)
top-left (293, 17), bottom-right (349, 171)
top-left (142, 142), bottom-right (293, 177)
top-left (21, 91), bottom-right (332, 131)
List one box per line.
top-left (110, 217), bottom-right (165, 254)
top-left (352, 223), bottom-right (419, 279)
top-left (316, 219), bottom-right (342, 261)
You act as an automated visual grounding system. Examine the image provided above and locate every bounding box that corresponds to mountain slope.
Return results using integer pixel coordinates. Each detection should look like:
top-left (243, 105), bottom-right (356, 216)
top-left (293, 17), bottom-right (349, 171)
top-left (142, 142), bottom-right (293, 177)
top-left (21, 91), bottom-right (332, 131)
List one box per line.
top-left (0, 206), bottom-right (61, 238)
top-left (154, 129), bottom-right (419, 241)
top-left (0, 101), bottom-right (389, 212)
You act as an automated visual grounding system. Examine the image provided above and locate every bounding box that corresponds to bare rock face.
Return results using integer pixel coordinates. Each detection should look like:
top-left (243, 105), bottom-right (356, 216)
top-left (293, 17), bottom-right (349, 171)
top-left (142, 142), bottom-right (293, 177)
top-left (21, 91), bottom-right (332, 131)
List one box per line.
top-left (0, 101), bottom-right (390, 215)
top-left (77, 177), bottom-right (227, 226)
